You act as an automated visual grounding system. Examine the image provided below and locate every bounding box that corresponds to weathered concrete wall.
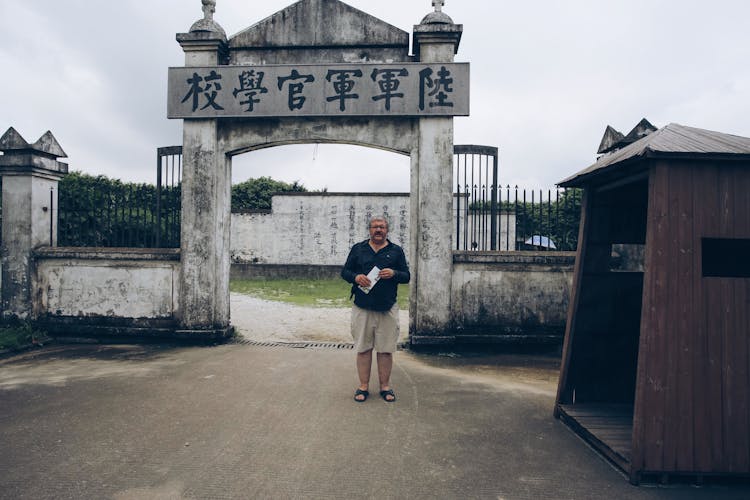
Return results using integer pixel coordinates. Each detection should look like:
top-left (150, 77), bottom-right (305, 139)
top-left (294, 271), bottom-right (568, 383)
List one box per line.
top-left (22, 246), bottom-right (572, 346)
top-left (0, 127), bottom-right (67, 319)
top-left (1, 175), bottom-right (60, 319)
top-left (32, 248), bottom-right (180, 333)
top-left (176, 24), bottom-right (232, 336)
top-left (409, 12), bottom-right (463, 339)
top-left (447, 252), bottom-right (576, 344)
top-left (180, 119), bottom-right (232, 330)
top-left (230, 193), bottom-right (515, 267)
top-left (231, 193), bottom-right (410, 265)
top-left (228, 0), bottom-right (410, 65)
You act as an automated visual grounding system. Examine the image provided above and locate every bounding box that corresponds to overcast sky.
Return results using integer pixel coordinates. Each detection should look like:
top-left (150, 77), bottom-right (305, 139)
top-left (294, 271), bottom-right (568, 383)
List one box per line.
top-left (2, 0), bottom-right (749, 192)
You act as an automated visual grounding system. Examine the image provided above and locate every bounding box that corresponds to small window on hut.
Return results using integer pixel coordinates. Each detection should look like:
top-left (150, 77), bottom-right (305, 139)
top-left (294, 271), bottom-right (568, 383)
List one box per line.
top-left (702, 238), bottom-right (750, 278)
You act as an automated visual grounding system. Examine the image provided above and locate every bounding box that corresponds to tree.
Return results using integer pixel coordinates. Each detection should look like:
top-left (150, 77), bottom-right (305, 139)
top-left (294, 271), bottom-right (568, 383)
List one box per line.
top-left (231, 176), bottom-right (307, 211)
top-left (511, 188), bottom-right (582, 250)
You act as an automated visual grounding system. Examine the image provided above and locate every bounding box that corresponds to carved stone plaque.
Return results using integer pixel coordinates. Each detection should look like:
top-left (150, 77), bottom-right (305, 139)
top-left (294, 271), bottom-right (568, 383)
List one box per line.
top-left (168, 63), bottom-right (469, 118)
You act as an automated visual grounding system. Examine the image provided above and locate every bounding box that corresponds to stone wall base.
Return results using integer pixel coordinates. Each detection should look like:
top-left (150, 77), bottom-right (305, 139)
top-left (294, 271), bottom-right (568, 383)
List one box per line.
top-left (35, 316), bottom-right (233, 344)
top-left (231, 263), bottom-right (341, 280)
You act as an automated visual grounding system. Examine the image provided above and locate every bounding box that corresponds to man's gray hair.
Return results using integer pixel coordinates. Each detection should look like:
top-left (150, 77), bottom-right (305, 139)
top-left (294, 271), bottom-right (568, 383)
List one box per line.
top-left (368, 215), bottom-right (389, 229)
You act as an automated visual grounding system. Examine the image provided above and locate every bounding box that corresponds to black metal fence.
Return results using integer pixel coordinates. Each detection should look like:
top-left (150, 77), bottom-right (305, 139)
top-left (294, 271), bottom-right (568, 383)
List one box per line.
top-left (52, 144), bottom-right (581, 251)
top-left (454, 145), bottom-right (500, 250)
top-left (504, 186), bottom-right (582, 251)
top-left (57, 174), bottom-right (180, 248)
top-left (55, 148), bottom-right (181, 248)
top-left (155, 146), bottom-right (182, 247)
top-left (454, 184), bottom-right (582, 252)
top-left (453, 144), bottom-right (582, 252)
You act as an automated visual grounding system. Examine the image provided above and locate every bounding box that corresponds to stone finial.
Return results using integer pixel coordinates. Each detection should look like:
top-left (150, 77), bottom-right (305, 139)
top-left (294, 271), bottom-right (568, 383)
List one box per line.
top-left (202, 0), bottom-right (216, 21)
top-left (422, 0), bottom-right (454, 24)
top-left (189, 0), bottom-right (226, 37)
top-left (414, 0), bottom-right (463, 59)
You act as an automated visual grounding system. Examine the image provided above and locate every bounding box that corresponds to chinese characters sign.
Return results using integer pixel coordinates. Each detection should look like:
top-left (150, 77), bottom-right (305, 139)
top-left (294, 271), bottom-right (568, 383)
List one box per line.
top-left (168, 63), bottom-right (469, 118)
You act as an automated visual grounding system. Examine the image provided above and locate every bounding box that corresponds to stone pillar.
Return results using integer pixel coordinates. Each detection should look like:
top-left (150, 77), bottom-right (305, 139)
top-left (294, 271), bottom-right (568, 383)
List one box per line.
top-left (0, 128), bottom-right (68, 319)
top-left (175, 6), bottom-right (232, 335)
top-left (410, 7), bottom-right (463, 341)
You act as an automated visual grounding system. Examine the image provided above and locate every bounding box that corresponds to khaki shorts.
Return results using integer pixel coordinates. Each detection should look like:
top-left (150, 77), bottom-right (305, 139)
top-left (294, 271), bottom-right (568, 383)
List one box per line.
top-left (350, 303), bottom-right (400, 353)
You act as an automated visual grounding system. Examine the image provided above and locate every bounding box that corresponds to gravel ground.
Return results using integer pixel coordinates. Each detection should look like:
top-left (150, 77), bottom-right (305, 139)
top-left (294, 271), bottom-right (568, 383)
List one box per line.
top-left (229, 293), bottom-right (409, 344)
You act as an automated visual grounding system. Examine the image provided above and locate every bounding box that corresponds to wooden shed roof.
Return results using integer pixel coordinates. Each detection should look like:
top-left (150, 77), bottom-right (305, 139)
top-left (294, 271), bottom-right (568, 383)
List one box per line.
top-left (560, 123), bottom-right (750, 187)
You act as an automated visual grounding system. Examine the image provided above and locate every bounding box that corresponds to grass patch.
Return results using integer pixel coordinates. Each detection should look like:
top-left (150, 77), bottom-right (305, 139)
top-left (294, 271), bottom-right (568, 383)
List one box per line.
top-left (230, 278), bottom-right (409, 309)
top-left (0, 322), bottom-right (45, 350)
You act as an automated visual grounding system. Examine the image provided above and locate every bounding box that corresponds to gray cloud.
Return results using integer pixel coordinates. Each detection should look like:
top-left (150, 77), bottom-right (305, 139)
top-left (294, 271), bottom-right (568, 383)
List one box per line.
top-left (2, 0), bottom-right (748, 191)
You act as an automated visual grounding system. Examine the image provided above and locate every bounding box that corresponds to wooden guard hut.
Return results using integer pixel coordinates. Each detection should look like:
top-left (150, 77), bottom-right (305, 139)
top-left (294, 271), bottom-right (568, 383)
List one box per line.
top-left (554, 123), bottom-right (750, 484)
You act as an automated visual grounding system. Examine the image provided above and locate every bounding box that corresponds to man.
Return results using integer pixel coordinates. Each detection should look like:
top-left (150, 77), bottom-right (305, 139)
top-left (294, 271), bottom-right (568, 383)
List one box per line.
top-left (341, 215), bottom-right (410, 403)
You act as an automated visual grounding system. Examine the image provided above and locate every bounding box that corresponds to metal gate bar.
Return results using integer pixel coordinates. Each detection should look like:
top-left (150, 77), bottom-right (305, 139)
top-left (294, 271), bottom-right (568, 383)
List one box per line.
top-left (156, 146), bottom-right (183, 248)
top-left (453, 145), bottom-right (499, 251)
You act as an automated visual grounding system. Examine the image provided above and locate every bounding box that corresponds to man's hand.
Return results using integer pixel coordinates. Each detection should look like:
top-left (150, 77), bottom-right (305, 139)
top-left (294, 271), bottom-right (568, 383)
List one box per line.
top-left (355, 274), bottom-right (371, 287)
top-left (379, 268), bottom-right (395, 280)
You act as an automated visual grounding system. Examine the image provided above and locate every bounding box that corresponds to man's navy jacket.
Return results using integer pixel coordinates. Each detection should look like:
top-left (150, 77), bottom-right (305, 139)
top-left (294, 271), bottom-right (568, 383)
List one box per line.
top-left (341, 239), bottom-right (410, 311)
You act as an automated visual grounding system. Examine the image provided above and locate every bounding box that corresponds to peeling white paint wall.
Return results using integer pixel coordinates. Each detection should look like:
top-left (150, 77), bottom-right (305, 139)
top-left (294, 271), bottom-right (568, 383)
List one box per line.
top-left (231, 193), bottom-right (409, 266)
top-left (451, 252), bottom-right (575, 335)
top-left (33, 251), bottom-right (180, 320)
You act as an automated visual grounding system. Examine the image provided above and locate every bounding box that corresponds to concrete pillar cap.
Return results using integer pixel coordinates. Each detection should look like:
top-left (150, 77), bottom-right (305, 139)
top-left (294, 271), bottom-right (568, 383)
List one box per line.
top-left (0, 127), bottom-right (67, 159)
top-left (421, 0), bottom-right (454, 24)
top-left (189, 0), bottom-right (226, 38)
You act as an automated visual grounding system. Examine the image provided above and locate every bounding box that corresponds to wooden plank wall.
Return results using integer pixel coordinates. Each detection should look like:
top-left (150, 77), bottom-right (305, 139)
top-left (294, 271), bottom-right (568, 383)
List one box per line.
top-left (632, 161), bottom-right (750, 477)
top-left (554, 191), bottom-right (591, 412)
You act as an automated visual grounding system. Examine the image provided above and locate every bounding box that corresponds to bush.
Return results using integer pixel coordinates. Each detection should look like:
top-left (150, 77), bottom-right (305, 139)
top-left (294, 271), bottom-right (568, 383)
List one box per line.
top-left (56, 172), bottom-right (309, 247)
top-left (58, 171), bottom-right (172, 247)
top-left (0, 322), bottom-right (46, 350)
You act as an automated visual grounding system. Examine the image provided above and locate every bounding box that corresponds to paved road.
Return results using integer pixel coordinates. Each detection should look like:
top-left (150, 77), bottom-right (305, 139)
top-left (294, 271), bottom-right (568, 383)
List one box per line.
top-left (1, 343), bottom-right (748, 499)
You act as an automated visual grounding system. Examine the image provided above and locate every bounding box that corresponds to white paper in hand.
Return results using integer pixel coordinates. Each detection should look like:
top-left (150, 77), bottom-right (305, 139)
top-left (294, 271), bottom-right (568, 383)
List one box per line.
top-left (358, 266), bottom-right (381, 294)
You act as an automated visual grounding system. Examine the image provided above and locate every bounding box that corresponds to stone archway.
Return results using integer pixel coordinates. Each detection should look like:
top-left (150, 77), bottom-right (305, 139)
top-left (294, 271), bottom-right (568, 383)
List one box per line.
top-left (169, 0), bottom-right (467, 342)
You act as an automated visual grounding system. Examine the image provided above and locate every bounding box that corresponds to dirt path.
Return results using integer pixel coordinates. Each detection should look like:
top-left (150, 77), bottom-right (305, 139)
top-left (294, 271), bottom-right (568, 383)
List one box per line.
top-left (229, 293), bottom-right (409, 344)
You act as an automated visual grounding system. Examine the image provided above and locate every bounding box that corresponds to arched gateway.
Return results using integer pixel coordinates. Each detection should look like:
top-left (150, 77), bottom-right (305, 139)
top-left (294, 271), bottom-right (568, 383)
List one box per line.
top-left (168, 0), bottom-right (468, 340)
